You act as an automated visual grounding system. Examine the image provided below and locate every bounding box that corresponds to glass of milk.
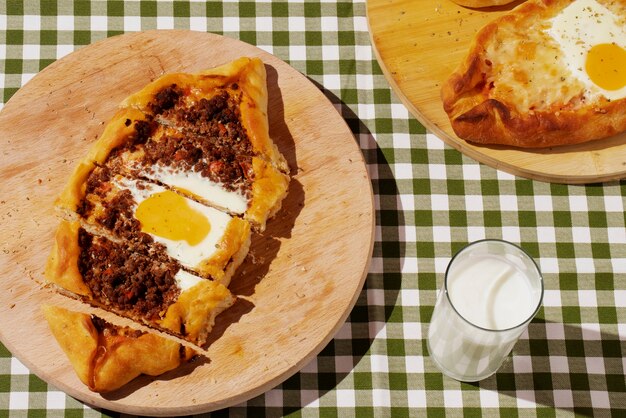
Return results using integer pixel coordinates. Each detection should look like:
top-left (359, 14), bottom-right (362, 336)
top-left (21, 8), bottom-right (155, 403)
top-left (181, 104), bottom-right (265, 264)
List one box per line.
top-left (427, 239), bottom-right (543, 381)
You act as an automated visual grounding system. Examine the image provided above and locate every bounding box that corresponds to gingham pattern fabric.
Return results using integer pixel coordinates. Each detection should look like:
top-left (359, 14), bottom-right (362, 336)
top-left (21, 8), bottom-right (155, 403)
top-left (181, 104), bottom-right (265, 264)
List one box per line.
top-left (1, 1), bottom-right (625, 416)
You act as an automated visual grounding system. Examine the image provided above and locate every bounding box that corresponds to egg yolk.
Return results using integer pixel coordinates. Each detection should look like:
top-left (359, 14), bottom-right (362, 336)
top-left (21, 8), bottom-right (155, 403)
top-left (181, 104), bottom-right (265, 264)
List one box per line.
top-left (585, 43), bottom-right (626, 91)
top-left (135, 190), bottom-right (210, 246)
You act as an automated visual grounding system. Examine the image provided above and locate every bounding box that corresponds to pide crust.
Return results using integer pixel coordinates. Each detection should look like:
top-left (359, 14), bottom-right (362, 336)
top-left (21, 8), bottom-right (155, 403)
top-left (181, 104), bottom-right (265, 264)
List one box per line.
top-left (45, 220), bottom-right (235, 346)
top-left (450, 0), bottom-right (517, 7)
top-left (42, 305), bottom-right (195, 393)
top-left (198, 216), bottom-right (251, 286)
top-left (441, 0), bottom-right (626, 148)
top-left (45, 220), bottom-right (91, 297)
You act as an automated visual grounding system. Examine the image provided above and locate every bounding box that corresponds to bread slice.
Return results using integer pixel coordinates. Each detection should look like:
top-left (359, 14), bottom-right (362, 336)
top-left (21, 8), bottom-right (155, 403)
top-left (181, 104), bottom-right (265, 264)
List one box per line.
top-left (63, 57), bottom-right (290, 231)
top-left (442, 0), bottom-right (626, 148)
top-left (45, 220), bottom-right (235, 346)
top-left (56, 164), bottom-right (250, 283)
top-left (42, 304), bottom-right (197, 393)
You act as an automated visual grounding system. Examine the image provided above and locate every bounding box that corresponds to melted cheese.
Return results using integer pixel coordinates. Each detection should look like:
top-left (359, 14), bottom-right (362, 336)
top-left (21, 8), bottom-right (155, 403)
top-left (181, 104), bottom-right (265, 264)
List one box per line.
top-left (483, 0), bottom-right (626, 111)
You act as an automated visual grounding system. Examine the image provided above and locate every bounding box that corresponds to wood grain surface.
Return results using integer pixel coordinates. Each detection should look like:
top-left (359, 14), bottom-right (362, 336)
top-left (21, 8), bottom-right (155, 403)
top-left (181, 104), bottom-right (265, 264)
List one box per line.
top-left (367, 0), bottom-right (626, 184)
top-left (0, 30), bottom-right (374, 415)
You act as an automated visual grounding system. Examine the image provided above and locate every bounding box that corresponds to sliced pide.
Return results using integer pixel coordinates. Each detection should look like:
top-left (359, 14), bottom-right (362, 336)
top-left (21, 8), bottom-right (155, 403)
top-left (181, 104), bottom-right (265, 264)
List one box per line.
top-left (57, 165), bottom-right (250, 283)
top-left (122, 57), bottom-right (288, 171)
top-left (44, 56), bottom-right (289, 393)
top-left (45, 220), bottom-right (235, 346)
top-left (116, 57), bottom-right (290, 230)
top-left (42, 304), bottom-right (197, 393)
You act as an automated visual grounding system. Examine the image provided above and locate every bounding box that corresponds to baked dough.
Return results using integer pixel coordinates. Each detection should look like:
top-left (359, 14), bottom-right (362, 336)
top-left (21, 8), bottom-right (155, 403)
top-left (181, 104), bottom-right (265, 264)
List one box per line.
top-left (441, 0), bottom-right (626, 148)
top-left (45, 220), bottom-right (235, 346)
top-left (42, 305), bottom-right (196, 393)
top-left (450, 0), bottom-right (518, 7)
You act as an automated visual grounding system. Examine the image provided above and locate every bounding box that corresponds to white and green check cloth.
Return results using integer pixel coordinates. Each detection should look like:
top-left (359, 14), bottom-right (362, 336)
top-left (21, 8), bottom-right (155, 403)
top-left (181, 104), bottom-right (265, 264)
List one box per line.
top-left (1, 0), bottom-right (625, 416)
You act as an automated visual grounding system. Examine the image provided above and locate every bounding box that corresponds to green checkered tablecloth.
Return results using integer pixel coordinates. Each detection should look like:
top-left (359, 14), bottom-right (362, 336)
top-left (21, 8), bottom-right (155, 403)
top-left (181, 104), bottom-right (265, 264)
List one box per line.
top-left (1, 0), bottom-right (625, 416)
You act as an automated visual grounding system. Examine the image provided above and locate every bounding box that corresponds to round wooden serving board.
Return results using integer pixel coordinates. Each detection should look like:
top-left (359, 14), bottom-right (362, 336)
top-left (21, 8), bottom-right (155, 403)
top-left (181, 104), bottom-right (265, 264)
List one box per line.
top-left (367, 0), bottom-right (626, 184)
top-left (0, 30), bottom-right (374, 415)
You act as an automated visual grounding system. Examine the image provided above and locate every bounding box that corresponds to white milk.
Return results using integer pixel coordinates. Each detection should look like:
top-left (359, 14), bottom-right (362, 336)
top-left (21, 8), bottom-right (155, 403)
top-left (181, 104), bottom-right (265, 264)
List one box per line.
top-left (427, 241), bottom-right (543, 381)
top-left (447, 255), bottom-right (536, 330)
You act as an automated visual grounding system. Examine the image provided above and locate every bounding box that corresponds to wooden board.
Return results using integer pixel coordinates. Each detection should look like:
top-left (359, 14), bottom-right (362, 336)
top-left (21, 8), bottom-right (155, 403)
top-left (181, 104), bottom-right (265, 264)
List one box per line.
top-left (367, 0), bottom-right (626, 184)
top-left (0, 30), bottom-right (374, 415)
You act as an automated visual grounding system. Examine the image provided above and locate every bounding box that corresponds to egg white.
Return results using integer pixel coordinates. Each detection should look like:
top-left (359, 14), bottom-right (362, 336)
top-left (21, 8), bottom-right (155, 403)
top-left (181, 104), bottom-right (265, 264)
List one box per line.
top-left (137, 164), bottom-right (248, 215)
top-left (547, 0), bottom-right (626, 101)
top-left (114, 177), bottom-right (233, 270)
top-left (174, 269), bottom-right (203, 292)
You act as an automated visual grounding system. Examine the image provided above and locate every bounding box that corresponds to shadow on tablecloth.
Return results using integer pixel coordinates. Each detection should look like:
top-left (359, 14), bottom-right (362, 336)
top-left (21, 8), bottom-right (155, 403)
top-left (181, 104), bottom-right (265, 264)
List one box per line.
top-left (468, 318), bottom-right (625, 416)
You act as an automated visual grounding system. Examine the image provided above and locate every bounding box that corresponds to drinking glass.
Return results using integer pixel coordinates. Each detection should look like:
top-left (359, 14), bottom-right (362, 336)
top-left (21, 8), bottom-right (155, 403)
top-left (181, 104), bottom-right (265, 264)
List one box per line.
top-left (427, 239), bottom-right (544, 381)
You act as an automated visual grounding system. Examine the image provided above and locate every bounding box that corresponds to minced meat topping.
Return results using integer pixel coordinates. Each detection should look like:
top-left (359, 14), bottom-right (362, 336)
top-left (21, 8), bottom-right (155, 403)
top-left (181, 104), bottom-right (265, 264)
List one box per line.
top-left (78, 167), bottom-right (148, 244)
top-left (90, 315), bottom-right (143, 339)
top-left (105, 86), bottom-right (256, 196)
top-left (149, 84), bottom-right (182, 115)
top-left (78, 228), bottom-right (181, 320)
top-left (143, 87), bottom-right (255, 195)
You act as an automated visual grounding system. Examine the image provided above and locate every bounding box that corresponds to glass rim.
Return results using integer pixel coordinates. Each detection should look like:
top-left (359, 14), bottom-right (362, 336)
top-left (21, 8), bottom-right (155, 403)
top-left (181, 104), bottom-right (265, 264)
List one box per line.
top-left (443, 239), bottom-right (544, 333)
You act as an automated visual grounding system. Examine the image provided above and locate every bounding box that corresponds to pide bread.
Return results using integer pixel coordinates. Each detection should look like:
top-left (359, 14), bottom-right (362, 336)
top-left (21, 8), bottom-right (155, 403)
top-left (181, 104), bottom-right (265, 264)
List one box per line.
top-left (45, 220), bottom-right (235, 346)
top-left (42, 305), bottom-right (197, 393)
top-left (44, 57), bottom-right (289, 392)
top-left (450, 0), bottom-right (518, 7)
top-left (442, 0), bottom-right (626, 148)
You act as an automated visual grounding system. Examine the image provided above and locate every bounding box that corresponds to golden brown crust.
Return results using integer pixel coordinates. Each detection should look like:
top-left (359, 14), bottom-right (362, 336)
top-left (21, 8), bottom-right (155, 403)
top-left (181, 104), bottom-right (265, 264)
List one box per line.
top-left (248, 157), bottom-right (290, 230)
top-left (45, 220), bottom-right (91, 296)
top-left (42, 305), bottom-right (194, 393)
top-left (160, 279), bottom-right (234, 346)
top-left (42, 305), bottom-right (98, 387)
top-left (55, 108), bottom-right (149, 212)
top-left (45, 220), bottom-right (235, 346)
top-left (450, 0), bottom-right (518, 7)
top-left (198, 216), bottom-right (251, 286)
top-left (441, 0), bottom-right (626, 148)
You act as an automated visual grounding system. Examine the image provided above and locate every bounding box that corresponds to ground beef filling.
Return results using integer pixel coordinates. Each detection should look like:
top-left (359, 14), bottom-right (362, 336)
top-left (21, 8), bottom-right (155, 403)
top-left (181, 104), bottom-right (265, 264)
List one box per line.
top-left (78, 228), bottom-right (181, 320)
top-left (91, 315), bottom-right (143, 339)
top-left (141, 87), bottom-right (255, 195)
top-left (77, 167), bottom-right (158, 253)
top-left (149, 84), bottom-right (181, 115)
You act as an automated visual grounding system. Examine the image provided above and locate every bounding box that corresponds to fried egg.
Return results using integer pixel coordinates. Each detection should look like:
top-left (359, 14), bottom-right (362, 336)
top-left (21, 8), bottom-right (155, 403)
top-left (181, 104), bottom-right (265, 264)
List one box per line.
top-left (137, 164), bottom-right (248, 215)
top-left (115, 177), bottom-right (234, 270)
top-left (547, 0), bottom-right (626, 101)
